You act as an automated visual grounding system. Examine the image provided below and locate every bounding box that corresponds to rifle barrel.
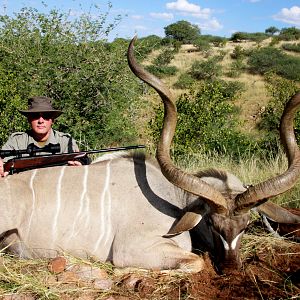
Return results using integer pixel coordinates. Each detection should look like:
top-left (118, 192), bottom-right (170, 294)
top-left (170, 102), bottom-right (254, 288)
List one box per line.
top-left (85, 145), bottom-right (145, 155)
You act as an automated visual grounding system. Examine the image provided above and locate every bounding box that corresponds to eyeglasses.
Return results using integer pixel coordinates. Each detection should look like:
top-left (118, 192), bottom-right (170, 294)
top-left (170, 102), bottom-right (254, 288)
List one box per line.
top-left (28, 112), bottom-right (54, 120)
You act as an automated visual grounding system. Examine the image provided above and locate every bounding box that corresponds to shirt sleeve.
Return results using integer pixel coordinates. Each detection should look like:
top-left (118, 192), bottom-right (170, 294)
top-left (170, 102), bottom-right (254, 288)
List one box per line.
top-left (1, 134), bottom-right (24, 162)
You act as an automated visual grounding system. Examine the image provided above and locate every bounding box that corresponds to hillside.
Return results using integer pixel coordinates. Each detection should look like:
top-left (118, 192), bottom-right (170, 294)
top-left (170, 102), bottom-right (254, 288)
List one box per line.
top-left (146, 38), bottom-right (300, 136)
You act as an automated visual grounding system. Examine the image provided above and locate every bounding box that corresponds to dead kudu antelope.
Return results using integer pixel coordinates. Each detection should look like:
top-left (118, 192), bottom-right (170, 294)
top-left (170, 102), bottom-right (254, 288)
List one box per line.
top-left (1, 37), bottom-right (300, 274)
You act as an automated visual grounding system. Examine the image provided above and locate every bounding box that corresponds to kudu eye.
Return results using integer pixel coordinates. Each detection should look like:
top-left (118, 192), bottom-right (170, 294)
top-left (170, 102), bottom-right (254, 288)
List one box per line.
top-left (243, 184), bottom-right (253, 189)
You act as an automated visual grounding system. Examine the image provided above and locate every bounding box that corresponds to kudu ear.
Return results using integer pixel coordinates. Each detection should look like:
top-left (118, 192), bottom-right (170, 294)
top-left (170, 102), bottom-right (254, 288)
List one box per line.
top-left (164, 212), bottom-right (202, 237)
top-left (256, 201), bottom-right (300, 223)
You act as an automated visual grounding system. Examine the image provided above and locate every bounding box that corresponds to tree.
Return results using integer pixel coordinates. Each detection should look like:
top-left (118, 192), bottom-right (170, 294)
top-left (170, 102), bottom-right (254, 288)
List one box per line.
top-left (230, 32), bottom-right (248, 42)
top-left (0, 6), bottom-right (142, 149)
top-left (279, 27), bottom-right (300, 40)
top-left (164, 20), bottom-right (200, 44)
top-left (265, 26), bottom-right (279, 36)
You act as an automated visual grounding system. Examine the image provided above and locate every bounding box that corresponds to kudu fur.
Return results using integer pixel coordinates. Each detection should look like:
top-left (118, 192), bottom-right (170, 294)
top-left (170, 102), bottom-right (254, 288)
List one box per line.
top-left (0, 37), bottom-right (300, 273)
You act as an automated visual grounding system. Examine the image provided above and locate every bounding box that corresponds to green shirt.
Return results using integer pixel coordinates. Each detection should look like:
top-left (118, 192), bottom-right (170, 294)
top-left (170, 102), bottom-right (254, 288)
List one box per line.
top-left (1, 129), bottom-right (79, 162)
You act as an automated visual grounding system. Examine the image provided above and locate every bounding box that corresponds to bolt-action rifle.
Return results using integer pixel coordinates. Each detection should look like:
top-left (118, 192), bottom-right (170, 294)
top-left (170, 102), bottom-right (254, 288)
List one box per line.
top-left (0, 143), bottom-right (145, 175)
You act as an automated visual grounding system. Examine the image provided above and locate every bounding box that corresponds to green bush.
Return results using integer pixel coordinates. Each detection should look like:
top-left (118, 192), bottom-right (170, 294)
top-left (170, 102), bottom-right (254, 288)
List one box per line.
top-left (145, 65), bottom-right (178, 78)
top-left (269, 37), bottom-right (281, 46)
top-left (282, 43), bottom-right (300, 53)
top-left (153, 49), bottom-right (175, 66)
top-left (230, 32), bottom-right (269, 43)
top-left (247, 47), bottom-right (300, 81)
top-left (0, 6), bottom-right (142, 149)
top-left (190, 34), bottom-right (227, 48)
top-left (258, 72), bottom-right (299, 134)
top-left (193, 37), bottom-right (211, 52)
top-left (189, 58), bottom-right (222, 80)
top-left (149, 80), bottom-right (253, 157)
top-left (173, 73), bottom-right (196, 89)
top-left (278, 27), bottom-right (300, 41)
top-left (226, 59), bottom-right (246, 78)
top-left (134, 35), bottom-right (163, 60)
top-left (206, 36), bottom-right (227, 47)
top-left (0, 66), bottom-right (28, 145)
top-left (161, 37), bottom-right (182, 50)
top-left (230, 45), bottom-right (247, 59)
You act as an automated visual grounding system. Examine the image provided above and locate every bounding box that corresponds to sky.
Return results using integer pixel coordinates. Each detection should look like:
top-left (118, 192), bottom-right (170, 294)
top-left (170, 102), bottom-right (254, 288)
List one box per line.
top-left (2, 0), bottom-right (300, 40)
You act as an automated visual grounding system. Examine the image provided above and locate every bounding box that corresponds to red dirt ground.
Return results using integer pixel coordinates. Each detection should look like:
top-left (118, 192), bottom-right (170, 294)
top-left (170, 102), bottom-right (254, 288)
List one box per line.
top-left (1, 239), bottom-right (299, 300)
top-left (112, 243), bottom-right (300, 300)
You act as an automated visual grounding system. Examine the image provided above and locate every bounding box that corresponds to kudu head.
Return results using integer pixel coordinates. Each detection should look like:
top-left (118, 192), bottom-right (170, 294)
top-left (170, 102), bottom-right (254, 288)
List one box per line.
top-left (127, 36), bottom-right (300, 273)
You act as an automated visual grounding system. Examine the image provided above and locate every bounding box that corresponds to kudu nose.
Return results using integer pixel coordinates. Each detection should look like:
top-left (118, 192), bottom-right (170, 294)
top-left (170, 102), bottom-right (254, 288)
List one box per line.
top-left (218, 259), bottom-right (242, 275)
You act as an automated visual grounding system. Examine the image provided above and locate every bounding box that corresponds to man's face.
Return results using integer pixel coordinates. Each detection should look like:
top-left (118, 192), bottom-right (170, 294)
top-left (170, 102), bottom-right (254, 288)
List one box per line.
top-left (27, 112), bottom-right (54, 137)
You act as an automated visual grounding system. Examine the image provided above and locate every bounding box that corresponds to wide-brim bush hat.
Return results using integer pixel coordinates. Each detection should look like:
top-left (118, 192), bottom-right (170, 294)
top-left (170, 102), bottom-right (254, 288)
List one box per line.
top-left (19, 96), bottom-right (63, 119)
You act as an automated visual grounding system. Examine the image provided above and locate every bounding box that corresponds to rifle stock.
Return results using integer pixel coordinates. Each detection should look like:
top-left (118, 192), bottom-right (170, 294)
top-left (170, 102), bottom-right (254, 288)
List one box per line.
top-left (4, 152), bottom-right (86, 173)
top-left (4, 145), bottom-right (145, 174)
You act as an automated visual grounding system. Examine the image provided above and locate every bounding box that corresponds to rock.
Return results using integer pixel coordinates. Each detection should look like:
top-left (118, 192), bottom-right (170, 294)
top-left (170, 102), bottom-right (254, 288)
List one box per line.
top-left (48, 256), bottom-right (67, 273)
top-left (69, 264), bottom-right (109, 281)
top-left (57, 270), bottom-right (80, 283)
top-left (120, 274), bottom-right (142, 289)
top-left (93, 278), bottom-right (113, 290)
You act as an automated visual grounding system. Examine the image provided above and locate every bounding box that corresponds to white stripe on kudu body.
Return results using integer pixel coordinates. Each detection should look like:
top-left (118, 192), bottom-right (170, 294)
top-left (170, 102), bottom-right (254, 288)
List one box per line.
top-left (94, 159), bottom-right (112, 252)
top-left (52, 167), bottom-right (65, 244)
top-left (68, 165), bottom-right (89, 240)
top-left (25, 169), bottom-right (37, 241)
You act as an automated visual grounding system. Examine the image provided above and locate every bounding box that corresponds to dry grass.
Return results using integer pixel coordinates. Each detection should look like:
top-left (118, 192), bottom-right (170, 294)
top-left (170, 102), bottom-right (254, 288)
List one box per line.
top-left (177, 149), bottom-right (300, 208)
top-left (1, 232), bottom-right (299, 299)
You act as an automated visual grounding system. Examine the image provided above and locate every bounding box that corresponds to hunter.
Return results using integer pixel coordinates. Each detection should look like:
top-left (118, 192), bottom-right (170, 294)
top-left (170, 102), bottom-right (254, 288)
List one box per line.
top-left (0, 96), bottom-right (82, 177)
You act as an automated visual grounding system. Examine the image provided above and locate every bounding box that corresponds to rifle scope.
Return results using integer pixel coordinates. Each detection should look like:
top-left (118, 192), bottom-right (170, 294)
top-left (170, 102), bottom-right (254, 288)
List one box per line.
top-left (0, 143), bottom-right (61, 158)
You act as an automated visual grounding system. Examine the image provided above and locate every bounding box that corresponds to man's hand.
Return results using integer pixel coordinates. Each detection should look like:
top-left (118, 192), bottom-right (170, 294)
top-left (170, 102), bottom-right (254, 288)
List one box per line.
top-left (67, 160), bottom-right (82, 166)
top-left (67, 149), bottom-right (84, 166)
top-left (0, 158), bottom-right (9, 177)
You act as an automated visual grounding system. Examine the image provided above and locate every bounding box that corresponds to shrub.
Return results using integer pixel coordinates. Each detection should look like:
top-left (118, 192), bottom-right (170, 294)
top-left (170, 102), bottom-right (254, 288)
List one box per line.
top-left (209, 36), bottom-right (227, 47)
top-left (226, 59), bottom-right (246, 78)
top-left (200, 34), bottom-right (227, 46)
top-left (0, 6), bottom-right (141, 149)
top-left (145, 65), bottom-right (178, 78)
top-left (278, 27), bottom-right (300, 41)
top-left (153, 49), bottom-right (175, 66)
top-left (282, 43), bottom-right (300, 53)
top-left (230, 45), bottom-right (246, 59)
top-left (230, 32), bottom-right (269, 43)
top-left (247, 47), bottom-right (300, 81)
top-left (193, 37), bottom-right (211, 52)
top-left (149, 80), bottom-right (252, 157)
top-left (189, 58), bottom-right (222, 80)
top-left (173, 73), bottom-right (196, 89)
top-left (269, 36), bottom-right (281, 46)
top-left (134, 35), bottom-right (163, 59)
top-left (258, 72), bottom-right (299, 134)
top-left (0, 66), bottom-right (28, 145)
